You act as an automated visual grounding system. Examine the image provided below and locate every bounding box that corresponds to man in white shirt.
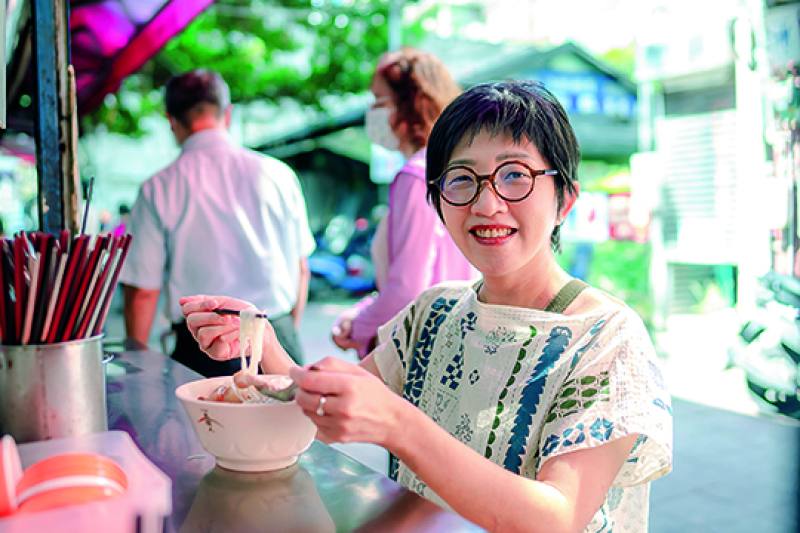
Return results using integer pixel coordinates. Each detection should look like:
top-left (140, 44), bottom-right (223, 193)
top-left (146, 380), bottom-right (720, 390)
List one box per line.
top-left (120, 69), bottom-right (315, 376)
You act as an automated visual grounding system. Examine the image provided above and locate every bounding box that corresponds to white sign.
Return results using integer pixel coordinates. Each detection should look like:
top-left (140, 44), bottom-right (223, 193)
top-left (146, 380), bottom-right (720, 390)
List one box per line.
top-left (561, 191), bottom-right (609, 243)
top-left (765, 3), bottom-right (800, 77)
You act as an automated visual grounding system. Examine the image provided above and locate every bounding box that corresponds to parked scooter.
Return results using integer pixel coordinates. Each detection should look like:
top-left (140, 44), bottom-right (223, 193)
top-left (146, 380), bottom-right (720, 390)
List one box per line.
top-left (729, 272), bottom-right (800, 419)
top-left (308, 215), bottom-right (376, 299)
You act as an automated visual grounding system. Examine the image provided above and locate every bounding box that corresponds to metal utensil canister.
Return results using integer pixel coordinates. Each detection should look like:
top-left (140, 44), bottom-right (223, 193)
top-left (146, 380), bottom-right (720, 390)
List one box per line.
top-left (0, 335), bottom-right (107, 443)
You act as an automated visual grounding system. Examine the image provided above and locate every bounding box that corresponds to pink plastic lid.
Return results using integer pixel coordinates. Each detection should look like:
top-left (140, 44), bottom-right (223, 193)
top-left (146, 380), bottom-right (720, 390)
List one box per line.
top-left (0, 435), bottom-right (23, 516)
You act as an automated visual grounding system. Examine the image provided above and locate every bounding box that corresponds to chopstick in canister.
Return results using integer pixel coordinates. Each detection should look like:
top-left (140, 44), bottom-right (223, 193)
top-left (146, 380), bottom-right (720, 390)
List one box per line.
top-left (75, 236), bottom-right (120, 340)
top-left (29, 239), bottom-right (56, 343)
top-left (213, 308), bottom-right (269, 319)
top-left (0, 242), bottom-right (5, 344)
top-left (91, 234), bottom-right (132, 337)
top-left (41, 252), bottom-right (68, 343)
top-left (74, 248), bottom-right (108, 338)
top-left (13, 235), bottom-right (26, 342)
top-left (1, 240), bottom-right (16, 344)
top-left (46, 235), bottom-right (88, 343)
top-left (62, 235), bottom-right (107, 341)
top-left (86, 240), bottom-right (124, 337)
top-left (21, 252), bottom-right (41, 345)
top-left (1, 231), bottom-right (132, 345)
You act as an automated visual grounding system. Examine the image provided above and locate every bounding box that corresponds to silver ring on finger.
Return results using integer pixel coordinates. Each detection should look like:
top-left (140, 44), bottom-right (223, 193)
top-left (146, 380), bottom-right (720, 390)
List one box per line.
top-left (316, 395), bottom-right (327, 417)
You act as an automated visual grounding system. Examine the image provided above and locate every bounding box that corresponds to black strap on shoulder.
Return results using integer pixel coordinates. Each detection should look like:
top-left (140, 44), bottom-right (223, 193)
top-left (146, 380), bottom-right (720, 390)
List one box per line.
top-left (544, 279), bottom-right (589, 314)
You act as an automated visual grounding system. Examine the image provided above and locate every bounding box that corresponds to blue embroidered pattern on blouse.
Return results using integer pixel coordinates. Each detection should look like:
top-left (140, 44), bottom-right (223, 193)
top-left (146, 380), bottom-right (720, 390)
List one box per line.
top-left (485, 325), bottom-right (537, 459)
top-left (568, 318), bottom-right (607, 371)
top-left (503, 326), bottom-right (573, 473)
top-left (440, 312), bottom-right (476, 391)
top-left (391, 304), bottom-right (417, 372)
top-left (403, 297), bottom-right (457, 406)
top-left (541, 417), bottom-right (615, 458)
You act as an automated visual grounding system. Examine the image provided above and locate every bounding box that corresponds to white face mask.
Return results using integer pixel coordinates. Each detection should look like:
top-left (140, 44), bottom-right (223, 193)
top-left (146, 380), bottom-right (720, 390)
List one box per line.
top-left (365, 106), bottom-right (400, 151)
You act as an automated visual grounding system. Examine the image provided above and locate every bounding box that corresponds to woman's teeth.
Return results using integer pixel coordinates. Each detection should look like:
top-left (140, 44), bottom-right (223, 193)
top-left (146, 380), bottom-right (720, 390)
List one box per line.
top-left (474, 228), bottom-right (513, 238)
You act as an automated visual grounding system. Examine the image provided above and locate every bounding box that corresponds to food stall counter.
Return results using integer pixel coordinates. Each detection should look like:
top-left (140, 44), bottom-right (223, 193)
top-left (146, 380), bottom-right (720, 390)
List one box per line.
top-left (105, 348), bottom-right (482, 532)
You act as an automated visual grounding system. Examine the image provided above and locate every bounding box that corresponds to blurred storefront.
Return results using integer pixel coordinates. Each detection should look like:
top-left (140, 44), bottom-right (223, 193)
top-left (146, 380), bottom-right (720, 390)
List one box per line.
top-left (763, 0), bottom-right (800, 276)
top-left (633, 0), bottom-right (782, 326)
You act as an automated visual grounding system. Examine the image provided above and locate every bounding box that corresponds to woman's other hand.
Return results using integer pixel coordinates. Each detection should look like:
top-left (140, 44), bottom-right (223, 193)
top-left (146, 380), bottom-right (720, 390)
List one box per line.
top-left (180, 295), bottom-right (295, 375)
top-left (179, 295), bottom-right (255, 361)
top-left (290, 357), bottom-right (405, 447)
top-left (331, 311), bottom-right (361, 351)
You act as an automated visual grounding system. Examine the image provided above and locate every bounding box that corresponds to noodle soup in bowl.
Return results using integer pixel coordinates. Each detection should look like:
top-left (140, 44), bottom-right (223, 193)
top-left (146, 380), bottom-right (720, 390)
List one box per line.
top-left (176, 376), bottom-right (317, 472)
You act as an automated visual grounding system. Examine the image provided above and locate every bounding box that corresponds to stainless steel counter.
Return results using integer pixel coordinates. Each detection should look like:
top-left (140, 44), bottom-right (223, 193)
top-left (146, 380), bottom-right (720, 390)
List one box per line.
top-left (105, 349), bottom-right (481, 532)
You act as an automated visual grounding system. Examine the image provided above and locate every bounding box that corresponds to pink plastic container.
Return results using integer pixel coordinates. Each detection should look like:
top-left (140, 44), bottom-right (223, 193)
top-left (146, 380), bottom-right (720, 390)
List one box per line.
top-left (0, 431), bottom-right (171, 533)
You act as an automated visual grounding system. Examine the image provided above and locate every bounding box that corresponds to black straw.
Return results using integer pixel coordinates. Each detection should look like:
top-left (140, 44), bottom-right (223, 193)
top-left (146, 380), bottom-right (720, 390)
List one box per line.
top-left (80, 176), bottom-right (95, 235)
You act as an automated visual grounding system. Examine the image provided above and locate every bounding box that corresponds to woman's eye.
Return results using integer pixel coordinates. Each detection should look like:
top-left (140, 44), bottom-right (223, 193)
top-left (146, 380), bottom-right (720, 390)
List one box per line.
top-left (446, 174), bottom-right (474, 187)
top-left (502, 171), bottom-right (526, 181)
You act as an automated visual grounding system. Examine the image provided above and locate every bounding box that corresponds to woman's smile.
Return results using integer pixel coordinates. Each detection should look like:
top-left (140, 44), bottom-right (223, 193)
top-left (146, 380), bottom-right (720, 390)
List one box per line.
top-left (469, 224), bottom-right (518, 245)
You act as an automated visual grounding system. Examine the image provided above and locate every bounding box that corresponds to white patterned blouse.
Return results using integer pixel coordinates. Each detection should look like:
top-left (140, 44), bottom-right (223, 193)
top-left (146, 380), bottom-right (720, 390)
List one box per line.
top-left (373, 281), bottom-right (673, 533)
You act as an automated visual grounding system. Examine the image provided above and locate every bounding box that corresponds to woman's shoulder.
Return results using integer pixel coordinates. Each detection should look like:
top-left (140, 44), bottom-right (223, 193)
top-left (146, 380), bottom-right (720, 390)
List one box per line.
top-left (393, 150), bottom-right (427, 183)
top-left (412, 280), bottom-right (476, 309)
top-left (567, 285), bottom-right (629, 316)
top-left (567, 286), bottom-right (650, 334)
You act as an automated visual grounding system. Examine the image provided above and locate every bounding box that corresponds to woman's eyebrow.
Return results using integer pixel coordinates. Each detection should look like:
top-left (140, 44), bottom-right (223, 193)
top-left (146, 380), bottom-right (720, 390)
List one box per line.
top-left (448, 158), bottom-right (475, 166)
top-left (448, 152), bottom-right (534, 167)
top-left (496, 152), bottom-right (533, 161)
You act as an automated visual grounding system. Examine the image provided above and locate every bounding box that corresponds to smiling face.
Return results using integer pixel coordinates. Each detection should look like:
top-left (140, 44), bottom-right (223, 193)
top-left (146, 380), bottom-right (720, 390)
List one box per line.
top-left (439, 130), bottom-right (577, 281)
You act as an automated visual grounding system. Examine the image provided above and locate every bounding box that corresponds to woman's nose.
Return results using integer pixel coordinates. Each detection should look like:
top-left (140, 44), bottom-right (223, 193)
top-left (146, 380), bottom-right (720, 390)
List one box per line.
top-left (470, 181), bottom-right (507, 216)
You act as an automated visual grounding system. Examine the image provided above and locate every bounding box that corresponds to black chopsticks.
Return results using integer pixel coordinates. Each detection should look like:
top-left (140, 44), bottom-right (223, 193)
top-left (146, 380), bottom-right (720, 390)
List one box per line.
top-left (213, 308), bottom-right (269, 319)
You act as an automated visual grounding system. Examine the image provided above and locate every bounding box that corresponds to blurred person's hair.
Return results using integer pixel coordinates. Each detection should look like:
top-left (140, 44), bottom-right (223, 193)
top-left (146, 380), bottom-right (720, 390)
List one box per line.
top-left (118, 204), bottom-right (130, 216)
top-left (425, 80), bottom-right (580, 252)
top-left (165, 69), bottom-right (231, 127)
top-left (375, 48), bottom-right (461, 150)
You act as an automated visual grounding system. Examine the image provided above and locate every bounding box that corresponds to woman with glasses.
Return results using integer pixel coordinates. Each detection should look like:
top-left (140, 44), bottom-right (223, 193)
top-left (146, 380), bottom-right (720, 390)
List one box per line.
top-left (330, 48), bottom-right (475, 359)
top-left (181, 80), bottom-right (672, 532)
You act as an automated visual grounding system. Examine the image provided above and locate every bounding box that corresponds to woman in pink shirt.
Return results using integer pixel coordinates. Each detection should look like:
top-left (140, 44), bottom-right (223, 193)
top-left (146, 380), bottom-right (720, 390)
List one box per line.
top-left (332, 49), bottom-right (475, 357)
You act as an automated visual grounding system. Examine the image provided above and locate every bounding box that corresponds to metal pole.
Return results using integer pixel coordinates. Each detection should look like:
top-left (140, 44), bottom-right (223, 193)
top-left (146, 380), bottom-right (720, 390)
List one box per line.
top-left (388, 0), bottom-right (403, 51)
top-left (32, 0), bottom-right (70, 233)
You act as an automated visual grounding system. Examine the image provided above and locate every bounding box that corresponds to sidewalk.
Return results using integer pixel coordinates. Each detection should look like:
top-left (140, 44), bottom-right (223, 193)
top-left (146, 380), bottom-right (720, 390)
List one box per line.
top-left (655, 309), bottom-right (763, 417)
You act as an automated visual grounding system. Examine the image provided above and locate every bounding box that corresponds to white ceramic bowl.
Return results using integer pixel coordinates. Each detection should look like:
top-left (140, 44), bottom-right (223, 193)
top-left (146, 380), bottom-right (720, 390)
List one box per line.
top-left (176, 376), bottom-right (316, 472)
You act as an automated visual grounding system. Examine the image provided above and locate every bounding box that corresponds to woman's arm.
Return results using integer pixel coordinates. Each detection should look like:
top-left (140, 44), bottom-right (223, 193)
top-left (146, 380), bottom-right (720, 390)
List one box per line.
top-left (394, 402), bottom-right (637, 533)
top-left (291, 357), bottom-right (637, 533)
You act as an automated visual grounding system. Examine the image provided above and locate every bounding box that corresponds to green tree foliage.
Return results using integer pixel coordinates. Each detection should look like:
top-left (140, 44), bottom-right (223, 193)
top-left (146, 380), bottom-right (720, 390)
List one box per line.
top-left (600, 45), bottom-right (635, 78)
top-left (82, 0), bottom-right (392, 136)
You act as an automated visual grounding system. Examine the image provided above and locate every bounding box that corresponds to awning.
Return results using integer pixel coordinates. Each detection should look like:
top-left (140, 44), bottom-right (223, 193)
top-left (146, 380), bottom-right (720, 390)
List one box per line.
top-left (71, 0), bottom-right (216, 113)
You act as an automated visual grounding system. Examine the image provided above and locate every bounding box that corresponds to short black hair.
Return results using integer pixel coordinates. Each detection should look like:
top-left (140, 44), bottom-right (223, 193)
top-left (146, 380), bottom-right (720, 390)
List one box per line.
top-left (165, 69), bottom-right (230, 126)
top-left (426, 80), bottom-right (580, 251)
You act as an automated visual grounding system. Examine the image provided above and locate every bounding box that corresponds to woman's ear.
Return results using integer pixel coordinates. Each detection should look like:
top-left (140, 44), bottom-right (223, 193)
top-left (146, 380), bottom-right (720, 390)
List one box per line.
top-left (556, 182), bottom-right (580, 225)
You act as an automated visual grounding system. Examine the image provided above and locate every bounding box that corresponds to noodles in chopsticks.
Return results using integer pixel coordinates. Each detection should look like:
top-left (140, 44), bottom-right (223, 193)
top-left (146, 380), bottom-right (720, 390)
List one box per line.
top-left (231, 309), bottom-right (271, 403)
